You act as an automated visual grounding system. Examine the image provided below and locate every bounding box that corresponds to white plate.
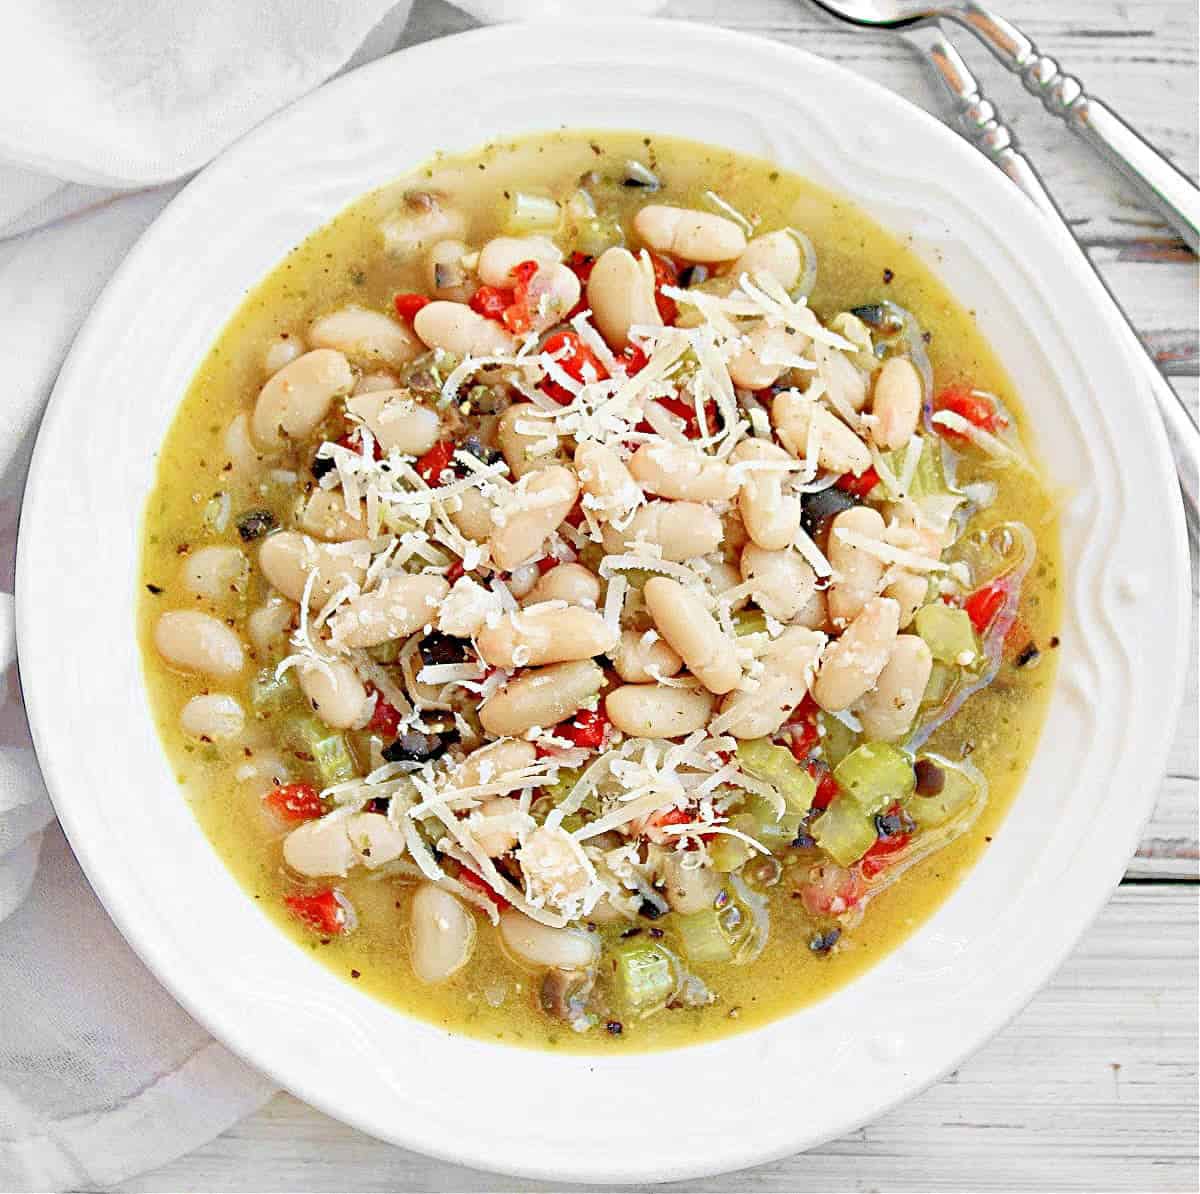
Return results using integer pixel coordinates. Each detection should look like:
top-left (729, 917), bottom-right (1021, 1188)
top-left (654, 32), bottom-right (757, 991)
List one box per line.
top-left (15, 19), bottom-right (1190, 1185)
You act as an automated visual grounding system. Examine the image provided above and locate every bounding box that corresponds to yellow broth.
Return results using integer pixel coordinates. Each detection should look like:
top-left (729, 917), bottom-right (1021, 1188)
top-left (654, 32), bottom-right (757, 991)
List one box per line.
top-left (138, 130), bottom-right (1061, 1052)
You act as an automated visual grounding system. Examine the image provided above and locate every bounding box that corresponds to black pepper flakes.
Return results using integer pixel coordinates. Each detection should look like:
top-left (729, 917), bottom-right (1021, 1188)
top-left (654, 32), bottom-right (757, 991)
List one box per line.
top-left (350, 969), bottom-right (361, 979)
top-left (882, 268), bottom-right (894, 284)
top-left (637, 899), bottom-right (664, 921)
top-left (1014, 642), bottom-right (1041, 668)
top-left (605, 1020), bottom-right (623, 1036)
top-left (236, 508), bottom-right (277, 542)
top-left (145, 583), bottom-right (164, 595)
top-left (810, 928), bottom-right (841, 954)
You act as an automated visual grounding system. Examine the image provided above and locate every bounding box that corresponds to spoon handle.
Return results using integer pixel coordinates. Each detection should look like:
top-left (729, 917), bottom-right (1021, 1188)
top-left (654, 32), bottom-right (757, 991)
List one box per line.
top-left (904, 23), bottom-right (1199, 536)
top-left (943, 2), bottom-right (1200, 253)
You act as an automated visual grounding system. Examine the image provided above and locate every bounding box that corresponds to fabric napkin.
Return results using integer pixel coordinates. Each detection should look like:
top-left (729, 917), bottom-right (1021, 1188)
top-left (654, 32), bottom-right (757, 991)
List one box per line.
top-left (0, 2), bottom-right (659, 1188)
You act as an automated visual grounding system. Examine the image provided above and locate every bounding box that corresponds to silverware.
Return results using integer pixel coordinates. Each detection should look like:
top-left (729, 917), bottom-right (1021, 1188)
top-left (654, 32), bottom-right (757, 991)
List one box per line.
top-left (894, 21), bottom-right (1199, 533)
top-left (808, 0), bottom-right (1200, 253)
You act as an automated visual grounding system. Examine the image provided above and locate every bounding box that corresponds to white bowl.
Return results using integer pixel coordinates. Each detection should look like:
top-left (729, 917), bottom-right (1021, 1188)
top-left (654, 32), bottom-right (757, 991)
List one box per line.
top-left (15, 19), bottom-right (1190, 1185)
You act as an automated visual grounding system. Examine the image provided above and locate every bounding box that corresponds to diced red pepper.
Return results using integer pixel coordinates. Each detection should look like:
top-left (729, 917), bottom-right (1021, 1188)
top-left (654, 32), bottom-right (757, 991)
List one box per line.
top-left (367, 692), bottom-right (402, 737)
top-left (265, 782), bottom-right (324, 822)
top-left (619, 344), bottom-right (649, 375)
top-left (787, 719), bottom-right (820, 761)
top-left (469, 284), bottom-right (512, 322)
top-left (458, 866), bottom-right (510, 911)
top-left (806, 761), bottom-right (839, 811)
top-left (285, 888), bottom-right (352, 936)
top-left (647, 253), bottom-right (678, 324)
top-left (558, 708), bottom-right (609, 750)
top-left (535, 555), bottom-right (560, 575)
top-left (963, 582), bottom-right (1007, 634)
top-left (644, 393), bottom-right (720, 440)
top-left (336, 428), bottom-right (383, 460)
top-left (446, 559), bottom-right (465, 583)
top-left (540, 328), bottom-right (608, 404)
top-left (393, 292), bottom-right (431, 323)
top-left (835, 466), bottom-right (880, 498)
top-left (566, 251), bottom-right (595, 284)
top-left (933, 385), bottom-right (1008, 439)
top-left (501, 260), bottom-right (541, 334)
top-left (860, 831), bottom-right (912, 879)
top-left (798, 863), bottom-right (863, 917)
top-left (414, 439), bottom-right (456, 486)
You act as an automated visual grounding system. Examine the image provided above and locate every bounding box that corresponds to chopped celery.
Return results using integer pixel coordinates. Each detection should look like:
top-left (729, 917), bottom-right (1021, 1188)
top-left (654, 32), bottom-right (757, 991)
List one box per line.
top-left (744, 797), bottom-right (804, 846)
top-left (542, 766), bottom-right (581, 806)
top-left (501, 191), bottom-right (561, 234)
top-left (906, 756), bottom-right (984, 830)
top-left (613, 942), bottom-right (675, 1010)
top-left (817, 712), bottom-right (858, 769)
top-left (284, 713), bottom-right (328, 752)
top-left (915, 604), bottom-right (977, 665)
top-left (250, 668), bottom-right (299, 715)
top-left (735, 739), bottom-right (817, 814)
top-left (709, 830), bottom-right (755, 873)
top-left (312, 733), bottom-right (357, 787)
top-left (673, 908), bottom-right (734, 965)
top-left (922, 661), bottom-right (957, 707)
top-left (833, 743), bottom-right (915, 814)
top-left (732, 610), bottom-right (768, 637)
top-left (813, 795), bottom-right (877, 866)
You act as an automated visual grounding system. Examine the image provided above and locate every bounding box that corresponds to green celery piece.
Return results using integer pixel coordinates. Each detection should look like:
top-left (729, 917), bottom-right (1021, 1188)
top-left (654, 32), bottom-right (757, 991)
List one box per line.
top-left (312, 733), bottom-right (357, 787)
top-left (735, 739), bottom-right (818, 814)
top-left (501, 191), bottom-right (561, 235)
top-left (922, 661), bottom-right (957, 707)
top-left (744, 797), bottom-right (804, 846)
top-left (817, 712), bottom-right (858, 769)
top-left (708, 830), bottom-right (756, 873)
top-left (906, 758), bottom-right (983, 830)
top-left (673, 908), bottom-right (734, 965)
top-left (574, 216), bottom-right (623, 257)
top-left (833, 743), bottom-right (915, 814)
top-left (250, 668), bottom-right (299, 715)
top-left (813, 795), bottom-right (878, 866)
top-left (284, 713), bottom-right (328, 752)
top-left (915, 604), bottom-right (978, 665)
top-left (732, 610), bottom-right (768, 637)
top-left (613, 942), bottom-right (675, 1010)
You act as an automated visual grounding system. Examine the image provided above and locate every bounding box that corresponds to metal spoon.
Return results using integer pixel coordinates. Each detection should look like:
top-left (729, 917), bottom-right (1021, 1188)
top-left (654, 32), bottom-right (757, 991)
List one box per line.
top-left (808, 0), bottom-right (1200, 253)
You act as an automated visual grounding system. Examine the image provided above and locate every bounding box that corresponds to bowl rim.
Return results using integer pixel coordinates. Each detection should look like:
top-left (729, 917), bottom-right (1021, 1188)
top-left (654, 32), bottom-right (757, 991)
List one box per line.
top-left (15, 17), bottom-right (1191, 1184)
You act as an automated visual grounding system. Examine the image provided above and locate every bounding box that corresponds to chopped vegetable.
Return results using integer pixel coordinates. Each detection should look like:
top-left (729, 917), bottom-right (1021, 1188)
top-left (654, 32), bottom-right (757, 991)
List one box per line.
top-left (414, 440), bottom-right (456, 486)
top-left (236, 509), bottom-right (277, 542)
top-left (469, 285), bottom-right (511, 322)
top-left (613, 941), bottom-right (675, 1010)
top-left (963, 582), bottom-right (1007, 634)
top-left (673, 907), bottom-right (734, 964)
top-left (265, 782), bottom-right (324, 821)
top-left (312, 733), bottom-right (358, 786)
top-left (558, 709), bottom-right (609, 749)
top-left (393, 292), bottom-right (431, 322)
top-left (815, 711), bottom-right (857, 770)
top-left (833, 743), bottom-right (915, 814)
top-left (906, 756), bottom-right (983, 829)
top-left (367, 693), bottom-right (403, 737)
top-left (812, 796), bottom-right (877, 866)
top-left (251, 668), bottom-right (299, 715)
top-left (736, 739), bottom-right (818, 814)
top-left (501, 191), bottom-right (561, 234)
top-left (915, 603), bottom-right (978, 664)
top-left (709, 832), bottom-right (756, 873)
top-left (835, 466), bottom-right (879, 498)
top-left (284, 888), bottom-right (353, 936)
top-left (934, 385), bottom-right (1007, 438)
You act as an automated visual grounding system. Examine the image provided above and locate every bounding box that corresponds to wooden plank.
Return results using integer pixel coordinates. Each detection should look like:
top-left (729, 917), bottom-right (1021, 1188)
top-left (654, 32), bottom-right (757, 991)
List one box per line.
top-left (107, 886), bottom-right (1198, 1194)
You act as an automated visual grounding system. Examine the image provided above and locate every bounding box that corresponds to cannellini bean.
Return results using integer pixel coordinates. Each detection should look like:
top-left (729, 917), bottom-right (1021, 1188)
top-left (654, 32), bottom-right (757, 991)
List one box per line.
top-left (251, 349), bottom-right (353, 450)
top-left (258, 532), bottom-right (369, 606)
top-left (426, 238), bottom-right (476, 302)
top-left (628, 442), bottom-right (737, 502)
top-left (410, 884), bottom-right (476, 984)
top-left (489, 465), bottom-right (579, 571)
top-left (479, 659), bottom-right (603, 737)
top-left (523, 563), bottom-right (601, 608)
top-left (381, 194), bottom-right (468, 258)
top-left (574, 440), bottom-right (642, 523)
top-left (438, 576), bottom-right (497, 638)
top-left (181, 545), bottom-right (249, 600)
top-left (344, 811), bottom-right (406, 869)
top-left (772, 392), bottom-right (872, 476)
top-left (477, 235), bottom-right (562, 285)
top-left (447, 486), bottom-right (496, 542)
top-left (718, 625), bottom-right (825, 739)
top-left (345, 390), bottom-right (440, 456)
top-left (506, 562), bottom-right (540, 600)
top-left (644, 577), bottom-right (740, 695)
top-left (730, 230), bottom-right (802, 289)
top-left (180, 693), bottom-right (245, 742)
top-left (813, 596), bottom-right (900, 712)
top-left (885, 570), bottom-right (929, 629)
top-left (473, 797), bottom-right (522, 857)
top-left (660, 853), bottom-right (723, 914)
top-left (611, 629), bottom-right (683, 683)
top-left (605, 683), bottom-right (716, 738)
top-left (477, 605), bottom-right (617, 669)
top-left (297, 657), bottom-right (371, 729)
top-left (223, 412), bottom-right (264, 474)
top-left (869, 357), bottom-right (922, 450)
top-left (353, 370), bottom-right (399, 395)
top-left (722, 509), bottom-right (750, 557)
top-left (522, 263), bottom-right (582, 333)
top-left (586, 247), bottom-right (662, 349)
top-left (154, 611), bottom-right (244, 677)
top-left (452, 738), bottom-right (538, 789)
top-left (821, 349), bottom-right (869, 413)
top-left (247, 595), bottom-right (295, 654)
top-left (740, 543), bottom-right (816, 622)
top-left (732, 439), bottom-right (802, 551)
top-left (308, 306), bottom-right (421, 368)
top-left (498, 909), bottom-right (599, 970)
top-left (263, 333), bottom-right (304, 375)
top-left (239, 749), bottom-right (290, 797)
top-left (633, 204), bottom-right (746, 263)
top-left (728, 321), bottom-right (813, 391)
top-left (826, 506), bottom-right (887, 628)
top-left (498, 402), bottom-right (560, 478)
top-left (327, 574), bottom-right (448, 649)
top-left (299, 489), bottom-right (368, 542)
top-left (702, 559), bottom-right (748, 611)
top-left (600, 500), bottom-right (722, 562)
top-left (413, 301), bottom-right (514, 356)
top-left (856, 634), bottom-right (932, 742)
top-left (794, 588), bottom-right (830, 632)
top-left (283, 817), bottom-right (356, 878)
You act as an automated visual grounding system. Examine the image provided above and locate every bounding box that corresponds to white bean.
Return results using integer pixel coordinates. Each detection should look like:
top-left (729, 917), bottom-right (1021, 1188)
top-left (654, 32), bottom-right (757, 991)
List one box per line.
top-left (821, 349), bottom-right (869, 413)
top-left (497, 402), bottom-right (559, 478)
top-left (586, 247), bottom-right (661, 349)
top-left (283, 818), bottom-right (356, 878)
top-left (479, 659), bottom-right (603, 737)
top-left (740, 543), bottom-right (816, 623)
top-left (452, 738), bottom-right (538, 789)
top-left (885, 570), bottom-right (929, 629)
top-left (628, 442), bottom-right (738, 502)
top-left (344, 811), bottom-right (407, 869)
top-left (718, 625), bottom-right (824, 739)
top-left (308, 306), bottom-right (421, 368)
top-left (381, 195), bottom-right (468, 259)
top-left (729, 230), bottom-right (802, 289)
top-left (426, 238), bottom-right (476, 302)
top-left (644, 577), bottom-right (740, 695)
top-left (813, 596), bottom-right (900, 712)
top-left (247, 594), bottom-right (295, 654)
top-left (574, 440), bottom-right (642, 523)
top-left (345, 390), bottom-right (441, 456)
top-left (223, 412), bottom-right (264, 474)
top-left (297, 657), bottom-right (372, 730)
top-left (827, 506), bottom-right (887, 628)
top-left (489, 465), bottom-right (579, 571)
top-left (251, 349), bottom-right (353, 450)
top-left (600, 500), bottom-right (722, 562)
top-left (263, 333), bottom-right (304, 375)
top-left (410, 884), bottom-right (476, 984)
top-left (438, 575), bottom-right (496, 638)
top-left (413, 300), bottom-right (514, 356)
top-left (477, 235), bottom-right (562, 285)
top-left (611, 629), bottom-right (683, 683)
top-left (154, 611), bottom-right (245, 677)
top-left (477, 605), bottom-right (616, 669)
top-left (794, 587), bottom-right (831, 632)
top-left (772, 392), bottom-right (872, 476)
top-left (180, 693), bottom-right (245, 742)
top-left (239, 750), bottom-right (290, 798)
top-left (732, 438), bottom-right (803, 551)
top-left (523, 563), bottom-right (601, 608)
top-left (701, 559), bottom-right (748, 612)
top-left (660, 853), bottom-right (723, 914)
top-left (521, 263), bottom-right (582, 333)
top-left (728, 321), bottom-right (813, 391)
top-left (633, 204), bottom-right (746, 262)
top-left (448, 486), bottom-right (497, 543)
top-left (473, 797), bottom-right (521, 857)
top-left (506, 562), bottom-right (540, 600)
top-left (869, 357), bottom-right (922, 450)
top-left (257, 532), bottom-right (369, 607)
top-left (856, 634), bottom-right (932, 742)
top-left (499, 910), bottom-right (599, 971)
top-left (353, 370), bottom-right (399, 395)
top-left (605, 683), bottom-right (716, 738)
top-left (299, 489), bottom-right (368, 542)
top-left (181, 545), bottom-right (249, 600)
top-left (328, 574), bottom-right (449, 649)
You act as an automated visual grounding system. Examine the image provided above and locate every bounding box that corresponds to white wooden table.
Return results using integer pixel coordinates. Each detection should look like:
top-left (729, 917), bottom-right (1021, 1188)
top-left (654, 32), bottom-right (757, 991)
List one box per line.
top-left (117, 1), bottom-right (1199, 1189)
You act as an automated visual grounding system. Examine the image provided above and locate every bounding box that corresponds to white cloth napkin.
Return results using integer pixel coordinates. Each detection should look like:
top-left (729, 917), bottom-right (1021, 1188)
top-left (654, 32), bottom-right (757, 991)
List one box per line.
top-left (0, 1), bottom-right (659, 1188)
